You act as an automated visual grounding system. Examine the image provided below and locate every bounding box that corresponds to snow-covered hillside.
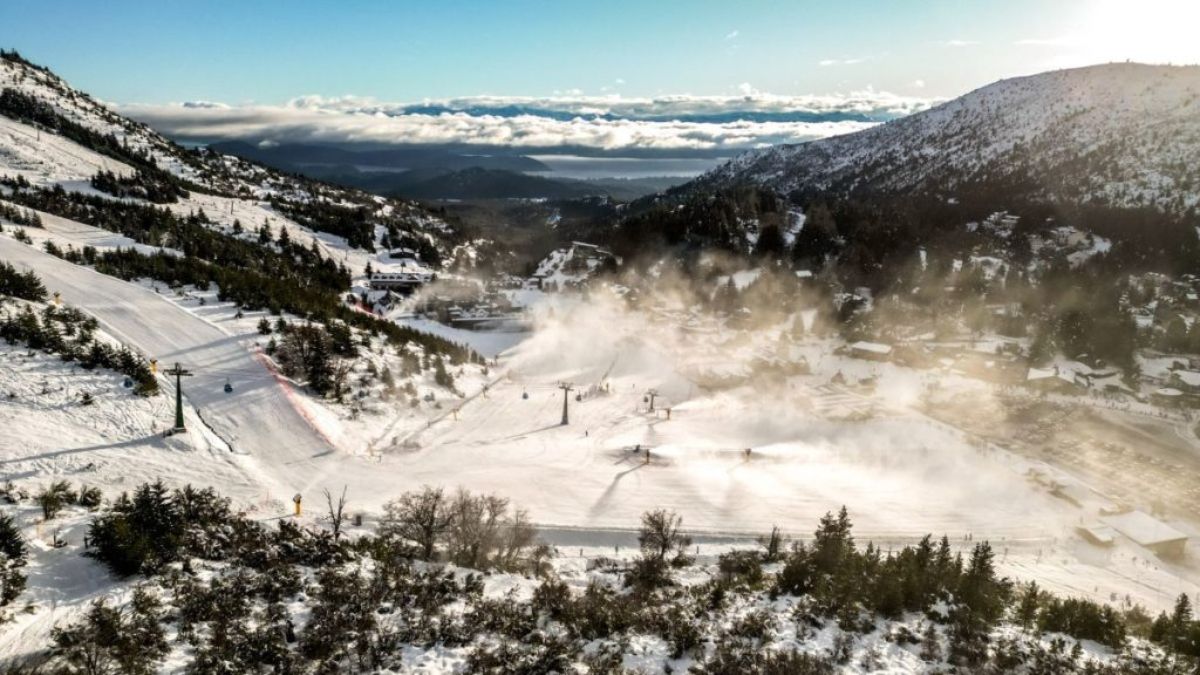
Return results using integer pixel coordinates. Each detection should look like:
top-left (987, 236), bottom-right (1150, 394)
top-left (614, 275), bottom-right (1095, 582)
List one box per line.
top-left (700, 63), bottom-right (1200, 213)
top-left (0, 54), bottom-right (461, 273)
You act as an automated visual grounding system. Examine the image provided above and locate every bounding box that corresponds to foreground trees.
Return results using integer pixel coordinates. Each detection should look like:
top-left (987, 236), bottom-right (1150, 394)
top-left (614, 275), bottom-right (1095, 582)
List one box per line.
top-left (6, 482), bottom-right (1195, 672)
top-left (379, 486), bottom-right (539, 571)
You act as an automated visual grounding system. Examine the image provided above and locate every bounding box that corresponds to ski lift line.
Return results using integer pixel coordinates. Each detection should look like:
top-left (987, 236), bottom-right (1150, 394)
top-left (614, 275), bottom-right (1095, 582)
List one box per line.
top-left (367, 365), bottom-right (515, 455)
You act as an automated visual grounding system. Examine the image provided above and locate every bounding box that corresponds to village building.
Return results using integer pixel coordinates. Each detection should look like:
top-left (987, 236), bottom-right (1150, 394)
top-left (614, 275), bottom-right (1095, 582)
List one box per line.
top-left (1168, 369), bottom-right (1200, 394)
top-left (1025, 366), bottom-right (1086, 393)
top-left (369, 270), bottom-right (435, 292)
top-left (1102, 511), bottom-right (1189, 558)
top-left (1076, 523), bottom-right (1118, 547)
top-left (848, 341), bottom-right (893, 361)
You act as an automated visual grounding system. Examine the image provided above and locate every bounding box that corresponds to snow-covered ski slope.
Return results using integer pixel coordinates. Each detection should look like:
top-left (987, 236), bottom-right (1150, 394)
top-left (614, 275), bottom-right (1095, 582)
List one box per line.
top-left (0, 234), bottom-right (1061, 536)
top-left (0, 236), bottom-right (327, 502)
top-left (2, 54), bottom-right (1198, 617)
top-left (5, 230), bottom-right (1199, 612)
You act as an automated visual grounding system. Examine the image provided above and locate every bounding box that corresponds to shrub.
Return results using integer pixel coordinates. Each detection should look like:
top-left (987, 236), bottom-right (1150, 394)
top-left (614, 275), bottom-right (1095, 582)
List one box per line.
top-left (718, 550), bottom-right (764, 586)
top-left (87, 482), bottom-right (235, 576)
top-left (35, 480), bottom-right (76, 520)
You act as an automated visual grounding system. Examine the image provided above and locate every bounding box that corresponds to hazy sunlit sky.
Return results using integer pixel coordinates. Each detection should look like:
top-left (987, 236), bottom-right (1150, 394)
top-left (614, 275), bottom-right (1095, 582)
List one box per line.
top-left (4, 0), bottom-right (1198, 154)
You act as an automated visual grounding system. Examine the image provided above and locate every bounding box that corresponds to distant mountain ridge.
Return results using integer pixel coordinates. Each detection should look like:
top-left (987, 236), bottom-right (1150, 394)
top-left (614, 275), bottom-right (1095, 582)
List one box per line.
top-left (691, 63), bottom-right (1200, 215)
top-left (209, 140), bottom-right (550, 174)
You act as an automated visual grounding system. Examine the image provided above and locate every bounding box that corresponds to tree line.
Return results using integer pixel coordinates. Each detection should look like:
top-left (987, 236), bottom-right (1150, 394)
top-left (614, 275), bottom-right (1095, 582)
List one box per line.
top-left (0, 300), bottom-right (158, 396)
top-left (0, 479), bottom-right (1189, 673)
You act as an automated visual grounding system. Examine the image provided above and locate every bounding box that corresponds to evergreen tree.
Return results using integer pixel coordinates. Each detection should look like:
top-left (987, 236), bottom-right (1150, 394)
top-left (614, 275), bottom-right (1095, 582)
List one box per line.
top-left (0, 514), bottom-right (26, 608)
top-left (753, 224), bottom-right (787, 260)
top-left (791, 203), bottom-right (838, 268)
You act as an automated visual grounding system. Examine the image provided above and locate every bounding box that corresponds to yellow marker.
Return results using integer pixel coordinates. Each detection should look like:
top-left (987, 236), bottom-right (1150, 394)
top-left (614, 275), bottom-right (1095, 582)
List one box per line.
top-left (293, 493), bottom-right (302, 517)
top-left (52, 292), bottom-right (61, 306)
top-left (150, 359), bottom-right (158, 374)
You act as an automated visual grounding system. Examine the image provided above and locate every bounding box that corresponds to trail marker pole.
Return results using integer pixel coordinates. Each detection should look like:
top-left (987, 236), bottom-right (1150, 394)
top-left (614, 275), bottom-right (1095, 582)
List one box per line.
top-left (647, 388), bottom-right (659, 412)
top-left (164, 363), bottom-right (193, 432)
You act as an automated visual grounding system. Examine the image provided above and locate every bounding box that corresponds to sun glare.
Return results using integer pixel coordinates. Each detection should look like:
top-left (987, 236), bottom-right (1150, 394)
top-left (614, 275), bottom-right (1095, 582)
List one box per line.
top-left (1078, 0), bottom-right (1200, 65)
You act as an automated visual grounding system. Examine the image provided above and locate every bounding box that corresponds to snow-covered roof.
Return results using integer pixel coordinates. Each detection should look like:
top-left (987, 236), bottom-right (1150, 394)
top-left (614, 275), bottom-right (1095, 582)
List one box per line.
top-left (1171, 370), bottom-right (1200, 387)
top-left (849, 341), bottom-right (892, 355)
top-left (1103, 511), bottom-right (1187, 547)
top-left (1078, 523), bottom-right (1117, 545)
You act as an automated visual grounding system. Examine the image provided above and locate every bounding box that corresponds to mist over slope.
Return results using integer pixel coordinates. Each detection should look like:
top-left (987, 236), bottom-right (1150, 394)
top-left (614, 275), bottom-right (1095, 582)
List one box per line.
top-left (693, 63), bottom-right (1200, 215)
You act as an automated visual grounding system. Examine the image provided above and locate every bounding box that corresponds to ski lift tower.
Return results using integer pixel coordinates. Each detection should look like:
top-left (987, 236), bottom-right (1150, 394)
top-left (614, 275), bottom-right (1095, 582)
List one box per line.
top-left (558, 382), bottom-right (575, 425)
top-left (164, 363), bottom-right (193, 433)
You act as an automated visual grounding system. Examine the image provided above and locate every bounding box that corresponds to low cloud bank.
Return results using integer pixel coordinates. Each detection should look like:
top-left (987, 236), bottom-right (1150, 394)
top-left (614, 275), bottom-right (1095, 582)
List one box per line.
top-left (118, 90), bottom-right (936, 153)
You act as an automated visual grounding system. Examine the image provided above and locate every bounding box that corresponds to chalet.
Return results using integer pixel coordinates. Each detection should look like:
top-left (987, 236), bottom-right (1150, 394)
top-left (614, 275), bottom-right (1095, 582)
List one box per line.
top-left (1025, 366), bottom-right (1085, 393)
top-left (1077, 523), bottom-right (1118, 547)
top-left (849, 341), bottom-right (893, 361)
top-left (570, 241), bottom-right (615, 261)
top-left (369, 270), bottom-right (435, 292)
top-left (1103, 511), bottom-right (1188, 558)
top-left (1168, 369), bottom-right (1200, 394)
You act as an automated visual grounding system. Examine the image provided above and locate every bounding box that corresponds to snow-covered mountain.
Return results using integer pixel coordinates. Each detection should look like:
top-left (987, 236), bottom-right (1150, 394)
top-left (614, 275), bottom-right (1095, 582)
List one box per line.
top-left (695, 63), bottom-right (1200, 214)
top-left (0, 53), bottom-right (460, 266)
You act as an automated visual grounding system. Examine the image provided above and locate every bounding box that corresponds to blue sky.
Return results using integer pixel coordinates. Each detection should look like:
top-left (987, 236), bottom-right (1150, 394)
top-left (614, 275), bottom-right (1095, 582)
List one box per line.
top-left (5, 0), bottom-right (1196, 154)
top-left (6, 0), bottom-right (1185, 103)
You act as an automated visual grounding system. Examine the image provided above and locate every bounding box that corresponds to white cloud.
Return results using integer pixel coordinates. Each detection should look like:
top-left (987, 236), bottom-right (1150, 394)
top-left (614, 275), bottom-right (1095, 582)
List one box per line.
top-left (118, 89), bottom-right (937, 153)
top-left (180, 100), bottom-right (231, 109)
top-left (724, 29), bottom-right (739, 41)
top-left (912, 79), bottom-right (926, 88)
top-left (1014, 35), bottom-right (1077, 47)
top-left (944, 39), bottom-right (979, 47)
top-left (818, 57), bottom-right (866, 66)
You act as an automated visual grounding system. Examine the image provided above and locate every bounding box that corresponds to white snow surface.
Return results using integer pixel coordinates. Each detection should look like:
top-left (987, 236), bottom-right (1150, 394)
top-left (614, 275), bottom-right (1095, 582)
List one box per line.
top-left (704, 63), bottom-right (1200, 213)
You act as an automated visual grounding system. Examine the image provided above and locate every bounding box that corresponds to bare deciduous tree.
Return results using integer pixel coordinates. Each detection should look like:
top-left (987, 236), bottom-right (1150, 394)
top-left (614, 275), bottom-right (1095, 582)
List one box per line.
top-left (378, 486), bottom-right (540, 570)
top-left (447, 490), bottom-right (509, 569)
top-left (322, 485), bottom-right (349, 540)
top-left (379, 485), bottom-right (453, 561)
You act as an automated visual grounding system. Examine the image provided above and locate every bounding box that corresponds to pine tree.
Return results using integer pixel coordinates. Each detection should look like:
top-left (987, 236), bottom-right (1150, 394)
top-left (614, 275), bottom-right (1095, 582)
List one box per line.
top-left (306, 333), bottom-right (334, 394)
top-left (1015, 581), bottom-right (1041, 630)
top-left (919, 623), bottom-right (941, 662)
top-left (0, 513), bottom-right (27, 608)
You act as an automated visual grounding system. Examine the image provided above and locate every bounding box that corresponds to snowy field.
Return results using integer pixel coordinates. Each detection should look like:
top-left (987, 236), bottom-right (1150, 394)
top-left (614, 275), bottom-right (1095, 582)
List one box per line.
top-left (4, 229), bottom-right (1199, 626)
